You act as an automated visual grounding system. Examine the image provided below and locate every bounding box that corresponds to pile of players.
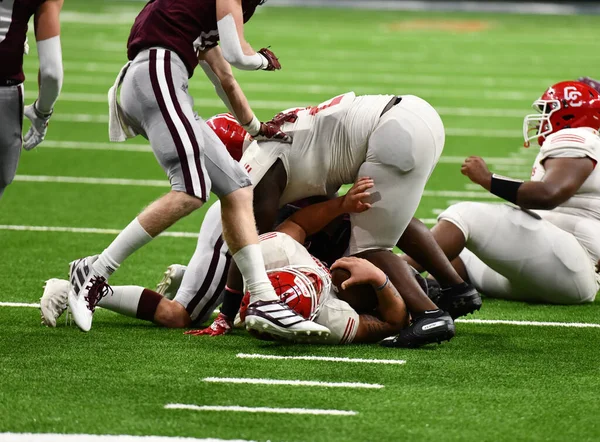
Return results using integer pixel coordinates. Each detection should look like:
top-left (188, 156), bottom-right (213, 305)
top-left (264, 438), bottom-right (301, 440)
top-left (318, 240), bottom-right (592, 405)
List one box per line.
top-left (5, 0), bottom-right (600, 348)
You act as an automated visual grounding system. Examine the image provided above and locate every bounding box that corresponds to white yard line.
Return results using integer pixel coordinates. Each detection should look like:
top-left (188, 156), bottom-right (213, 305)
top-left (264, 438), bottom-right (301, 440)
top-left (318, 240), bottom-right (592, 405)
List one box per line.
top-left (14, 175), bottom-right (168, 187)
top-left (455, 319), bottom-right (600, 328)
top-left (41, 140), bottom-right (152, 152)
top-left (0, 225), bottom-right (197, 238)
top-left (0, 302), bottom-right (40, 308)
top-left (203, 377), bottom-right (383, 389)
top-left (0, 433), bottom-right (252, 442)
top-left (164, 404), bottom-right (357, 416)
top-left (236, 353), bottom-right (407, 364)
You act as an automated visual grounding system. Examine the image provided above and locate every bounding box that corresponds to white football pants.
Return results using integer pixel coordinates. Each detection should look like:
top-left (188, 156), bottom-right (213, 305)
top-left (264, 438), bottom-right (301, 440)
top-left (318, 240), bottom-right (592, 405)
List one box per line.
top-left (439, 202), bottom-right (599, 304)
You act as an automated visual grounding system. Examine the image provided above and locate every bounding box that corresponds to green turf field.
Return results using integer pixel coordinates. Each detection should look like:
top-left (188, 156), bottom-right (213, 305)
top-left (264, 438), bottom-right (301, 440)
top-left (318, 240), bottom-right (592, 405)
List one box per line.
top-left (2, 2), bottom-right (600, 441)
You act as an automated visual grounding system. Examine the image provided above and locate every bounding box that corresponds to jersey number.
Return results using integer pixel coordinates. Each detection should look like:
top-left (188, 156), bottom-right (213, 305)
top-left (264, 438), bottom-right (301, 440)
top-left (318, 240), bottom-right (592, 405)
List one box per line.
top-left (0, 0), bottom-right (16, 44)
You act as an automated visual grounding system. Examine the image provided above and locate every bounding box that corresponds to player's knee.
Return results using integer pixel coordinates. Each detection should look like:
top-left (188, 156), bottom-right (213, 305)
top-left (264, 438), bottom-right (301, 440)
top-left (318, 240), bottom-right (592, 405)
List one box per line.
top-left (154, 299), bottom-right (191, 328)
top-left (437, 202), bottom-right (480, 239)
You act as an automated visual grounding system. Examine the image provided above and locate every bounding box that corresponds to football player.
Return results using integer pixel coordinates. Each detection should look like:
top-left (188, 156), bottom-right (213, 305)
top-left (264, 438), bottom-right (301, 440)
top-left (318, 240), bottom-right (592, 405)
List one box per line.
top-left (0, 0), bottom-right (63, 199)
top-left (65, 0), bottom-right (328, 339)
top-left (406, 81), bottom-right (600, 304)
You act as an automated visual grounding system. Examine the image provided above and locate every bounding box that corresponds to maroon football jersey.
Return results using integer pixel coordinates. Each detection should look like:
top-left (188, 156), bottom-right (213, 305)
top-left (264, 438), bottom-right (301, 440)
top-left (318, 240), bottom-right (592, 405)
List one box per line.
top-left (0, 0), bottom-right (46, 84)
top-left (127, 0), bottom-right (261, 78)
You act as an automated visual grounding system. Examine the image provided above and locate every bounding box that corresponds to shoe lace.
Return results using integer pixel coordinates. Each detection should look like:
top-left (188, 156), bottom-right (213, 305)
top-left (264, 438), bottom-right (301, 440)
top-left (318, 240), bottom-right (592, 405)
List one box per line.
top-left (84, 277), bottom-right (113, 312)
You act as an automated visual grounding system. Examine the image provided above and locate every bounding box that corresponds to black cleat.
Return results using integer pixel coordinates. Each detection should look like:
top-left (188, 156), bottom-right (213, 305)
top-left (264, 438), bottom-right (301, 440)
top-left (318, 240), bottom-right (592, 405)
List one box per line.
top-left (424, 278), bottom-right (442, 304)
top-left (381, 310), bottom-right (455, 348)
top-left (437, 283), bottom-right (482, 319)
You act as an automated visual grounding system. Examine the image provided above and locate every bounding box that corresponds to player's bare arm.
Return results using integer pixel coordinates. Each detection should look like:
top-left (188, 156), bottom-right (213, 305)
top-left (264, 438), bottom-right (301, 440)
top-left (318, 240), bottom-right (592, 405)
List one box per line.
top-left (23, 0), bottom-right (63, 151)
top-left (277, 177), bottom-right (374, 244)
top-left (331, 257), bottom-right (409, 343)
top-left (462, 155), bottom-right (594, 210)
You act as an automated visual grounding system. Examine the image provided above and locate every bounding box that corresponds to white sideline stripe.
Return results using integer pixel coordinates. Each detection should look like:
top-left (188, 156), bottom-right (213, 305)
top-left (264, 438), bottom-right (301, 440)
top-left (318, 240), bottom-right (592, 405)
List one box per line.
top-left (203, 377), bottom-right (383, 389)
top-left (455, 319), bottom-right (600, 328)
top-left (236, 353), bottom-right (406, 364)
top-left (0, 433), bottom-right (252, 442)
top-left (164, 403), bottom-right (357, 416)
top-left (14, 175), bottom-right (168, 187)
top-left (0, 302), bottom-right (40, 308)
top-left (0, 225), bottom-right (198, 238)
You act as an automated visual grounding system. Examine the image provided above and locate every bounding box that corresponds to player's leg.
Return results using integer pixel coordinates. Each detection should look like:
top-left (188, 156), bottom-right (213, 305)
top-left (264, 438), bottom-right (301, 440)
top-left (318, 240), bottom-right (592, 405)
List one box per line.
top-left (67, 49), bottom-right (209, 331)
top-left (438, 202), bottom-right (598, 304)
top-left (351, 97), bottom-right (454, 347)
top-left (0, 85), bottom-right (23, 199)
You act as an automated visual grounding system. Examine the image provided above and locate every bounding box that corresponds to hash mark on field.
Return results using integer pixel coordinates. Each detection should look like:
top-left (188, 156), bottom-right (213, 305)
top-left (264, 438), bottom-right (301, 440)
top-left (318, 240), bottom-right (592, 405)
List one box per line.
top-left (236, 353), bottom-right (406, 364)
top-left (203, 377), bottom-right (383, 389)
top-left (165, 404), bottom-right (357, 416)
top-left (0, 225), bottom-right (198, 238)
top-left (456, 319), bottom-right (600, 328)
top-left (0, 433), bottom-right (252, 442)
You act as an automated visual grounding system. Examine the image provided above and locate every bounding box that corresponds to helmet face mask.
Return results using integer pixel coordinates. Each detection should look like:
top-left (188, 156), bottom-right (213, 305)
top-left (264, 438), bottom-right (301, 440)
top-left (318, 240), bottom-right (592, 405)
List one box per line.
top-left (522, 81), bottom-right (600, 148)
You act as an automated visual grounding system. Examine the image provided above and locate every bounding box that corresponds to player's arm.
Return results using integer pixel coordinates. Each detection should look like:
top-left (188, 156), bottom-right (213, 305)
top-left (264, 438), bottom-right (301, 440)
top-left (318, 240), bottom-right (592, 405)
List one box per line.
top-left (216, 0), bottom-right (280, 71)
top-left (198, 46), bottom-right (289, 141)
top-left (461, 156), bottom-right (594, 210)
top-left (277, 178), bottom-right (374, 244)
top-left (23, 0), bottom-right (64, 151)
top-left (331, 257), bottom-right (409, 343)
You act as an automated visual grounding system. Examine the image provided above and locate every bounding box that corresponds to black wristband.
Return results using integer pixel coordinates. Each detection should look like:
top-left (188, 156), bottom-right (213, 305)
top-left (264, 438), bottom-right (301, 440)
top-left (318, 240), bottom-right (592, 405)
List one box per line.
top-left (490, 174), bottom-right (523, 204)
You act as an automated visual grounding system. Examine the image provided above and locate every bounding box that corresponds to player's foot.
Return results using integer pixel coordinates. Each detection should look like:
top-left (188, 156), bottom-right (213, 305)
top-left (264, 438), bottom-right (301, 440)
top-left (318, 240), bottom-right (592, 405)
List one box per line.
top-left (68, 255), bottom-right (113, 332)
top-left (245, 300), bottom-right (330, 340)
top-left (155, 264), bottom-right (187, 300)
top-left (40, 278), bottom-right (70, 327)
top-left (380, 310), bottom-right (455, 348)
top-left (578, 77), bottom-right (600, 93)
top-left (424, 278), bottom-right (442, 304)
top-left (437, 282), bottom-right (482, 319)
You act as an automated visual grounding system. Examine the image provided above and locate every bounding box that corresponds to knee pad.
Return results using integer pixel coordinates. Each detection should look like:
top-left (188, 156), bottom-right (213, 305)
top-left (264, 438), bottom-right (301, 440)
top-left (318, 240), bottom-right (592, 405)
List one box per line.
top-left (437, 202), bottom-right (481, 241)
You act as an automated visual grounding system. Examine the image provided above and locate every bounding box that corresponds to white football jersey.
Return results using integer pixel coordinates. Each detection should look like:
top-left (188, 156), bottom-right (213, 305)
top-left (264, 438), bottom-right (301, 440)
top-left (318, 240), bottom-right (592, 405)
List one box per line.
top-left (531, 127), bottom-right (600, 262)
top-left (240, 92), bottom-right (394, 206)
top-left (259, 232), bottom-right (360, 344)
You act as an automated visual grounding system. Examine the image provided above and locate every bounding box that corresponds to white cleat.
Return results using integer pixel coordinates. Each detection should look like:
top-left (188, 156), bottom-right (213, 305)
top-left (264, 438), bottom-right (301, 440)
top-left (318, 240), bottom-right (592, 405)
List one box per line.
top-left (68, 255), bottom-right (112, 332)
top-left (155, 264), bottom-right (187, 300)
top-left (40, 278), bottom-right (70, 327)
top-left (245, 300), bottom-right (330, 341)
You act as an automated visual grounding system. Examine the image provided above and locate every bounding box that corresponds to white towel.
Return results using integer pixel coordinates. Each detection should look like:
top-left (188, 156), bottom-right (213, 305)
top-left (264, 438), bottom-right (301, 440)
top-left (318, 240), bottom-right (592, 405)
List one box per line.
top-left (108, 61), bottom-right (137, 142)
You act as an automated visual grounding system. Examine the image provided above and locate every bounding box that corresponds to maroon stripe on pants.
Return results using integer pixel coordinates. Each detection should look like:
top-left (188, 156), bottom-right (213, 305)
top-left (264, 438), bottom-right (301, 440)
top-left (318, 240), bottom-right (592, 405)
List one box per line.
top-left (17, 85), bottom-right (23, 141)
top-left (163, 51), bottom-right (207, 202)
top-left (148, 49), bottom-right (194, 195)
top-left (194, 252), bottom-right (232, 323)
top-left (186, 235), bottom-right (226, 314)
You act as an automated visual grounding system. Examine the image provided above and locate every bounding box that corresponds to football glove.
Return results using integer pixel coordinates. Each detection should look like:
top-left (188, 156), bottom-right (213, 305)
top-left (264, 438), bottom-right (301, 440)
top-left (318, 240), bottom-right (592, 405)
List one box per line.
top-left (184, 313), bottom-right (233, 337)
top-left (23, 101), bottom-right (52, 151)
top-left (258, 47), bottom-right (281, 71)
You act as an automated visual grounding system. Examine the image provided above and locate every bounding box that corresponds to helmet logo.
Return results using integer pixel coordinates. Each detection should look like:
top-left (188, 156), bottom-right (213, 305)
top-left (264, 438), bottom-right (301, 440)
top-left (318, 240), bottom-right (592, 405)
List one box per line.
top-left (564, 86), bottom-right (583, 107)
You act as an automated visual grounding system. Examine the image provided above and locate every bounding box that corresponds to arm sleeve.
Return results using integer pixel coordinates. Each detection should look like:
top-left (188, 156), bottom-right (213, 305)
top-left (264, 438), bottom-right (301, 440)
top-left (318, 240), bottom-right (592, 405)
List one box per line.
top-left (198, 60), bottom-right (239, 120)
top-left (36, 35), bottom-right (63, 114)
top-left (217, 14), bottom-right (268, 71)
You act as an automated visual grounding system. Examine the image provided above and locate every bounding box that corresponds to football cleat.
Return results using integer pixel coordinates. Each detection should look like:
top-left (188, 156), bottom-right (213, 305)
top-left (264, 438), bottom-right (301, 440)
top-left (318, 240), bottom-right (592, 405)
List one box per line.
top-left (245, 300), bottom-right (330, 341)
top-left (40, 278), bottom-right (70, 327)
top-left (155, 264), bottom-right (187, 300)
top-left (68, 255), bottom-right (113, 332)
top-left (184, 313), bottom-right (233, 337)
top-left (381, 310), bottom-right (455, 349)
top-left (436, 283), bottom-right (482, 319)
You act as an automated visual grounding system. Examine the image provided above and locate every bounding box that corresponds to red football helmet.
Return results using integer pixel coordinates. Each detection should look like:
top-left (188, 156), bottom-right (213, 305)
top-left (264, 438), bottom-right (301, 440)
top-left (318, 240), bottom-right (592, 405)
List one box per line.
top-left (239, 265), bottom-right (331, 322)
top-left (523, 81), bottom-right (600, 147)
top-left (206, 113), bottom-right (251, 161)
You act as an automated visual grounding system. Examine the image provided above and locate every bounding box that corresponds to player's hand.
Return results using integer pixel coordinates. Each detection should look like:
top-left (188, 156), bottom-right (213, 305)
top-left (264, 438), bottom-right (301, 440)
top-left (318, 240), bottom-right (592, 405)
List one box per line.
top-left (23, 101), bottom-right (52, 151)
top-left (461, 156), bottom-right (492, 191)
top-left (184, 313), bottom-right (232, 337)
top-left (253, 121), bottom-right (292, 143)
top-left (331, 257), bottom-right (386, 290)
top-left (341, 177), bottom-right (374, 214)
top-left (258, 47), bottom-right (281, 71)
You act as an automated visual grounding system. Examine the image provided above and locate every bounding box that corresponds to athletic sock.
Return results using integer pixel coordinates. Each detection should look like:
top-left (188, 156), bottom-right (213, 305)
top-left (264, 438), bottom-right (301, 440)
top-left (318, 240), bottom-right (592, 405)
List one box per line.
top-left (220, 286), bottom-right (244, 319)
top-left (232, 244), bottom-right (277, 302)
top-left (98, 286), bottom-right (163, 321)
top-left (93, 217), bottom-right (153, 279)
